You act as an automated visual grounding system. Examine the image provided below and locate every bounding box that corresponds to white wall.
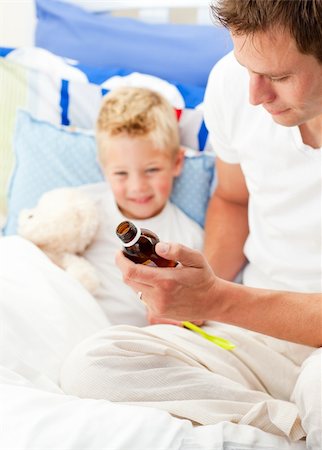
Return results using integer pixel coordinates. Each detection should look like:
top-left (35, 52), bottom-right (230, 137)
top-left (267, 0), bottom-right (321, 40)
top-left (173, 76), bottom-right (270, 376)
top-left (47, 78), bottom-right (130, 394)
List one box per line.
top-left (67, 1), bottom-right (211, 11)
top-left (0, 0), bottom-right (36, 47)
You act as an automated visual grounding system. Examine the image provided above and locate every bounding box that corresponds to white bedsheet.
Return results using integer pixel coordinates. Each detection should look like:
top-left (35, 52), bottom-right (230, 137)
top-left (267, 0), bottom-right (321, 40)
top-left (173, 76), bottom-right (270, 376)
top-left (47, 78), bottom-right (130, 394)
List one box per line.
top-left (0, 236), bottom-right (306, 449)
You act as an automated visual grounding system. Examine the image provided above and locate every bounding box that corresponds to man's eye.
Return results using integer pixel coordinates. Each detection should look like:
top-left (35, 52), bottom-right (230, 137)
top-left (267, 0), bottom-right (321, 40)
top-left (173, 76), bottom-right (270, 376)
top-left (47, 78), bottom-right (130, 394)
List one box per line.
top-left (270, 76), bottom-right (289, 83)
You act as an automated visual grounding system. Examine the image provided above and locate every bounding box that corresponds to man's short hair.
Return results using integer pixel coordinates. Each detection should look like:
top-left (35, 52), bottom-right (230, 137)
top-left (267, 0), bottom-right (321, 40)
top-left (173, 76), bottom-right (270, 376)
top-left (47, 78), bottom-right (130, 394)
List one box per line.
top-left (211, 0), bottom-right (322, 63)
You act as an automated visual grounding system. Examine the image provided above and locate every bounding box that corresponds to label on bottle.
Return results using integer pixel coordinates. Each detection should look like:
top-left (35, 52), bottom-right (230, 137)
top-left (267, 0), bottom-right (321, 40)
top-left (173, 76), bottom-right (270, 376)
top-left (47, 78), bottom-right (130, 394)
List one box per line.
top-left (142, 259), bottom-right (157, 267)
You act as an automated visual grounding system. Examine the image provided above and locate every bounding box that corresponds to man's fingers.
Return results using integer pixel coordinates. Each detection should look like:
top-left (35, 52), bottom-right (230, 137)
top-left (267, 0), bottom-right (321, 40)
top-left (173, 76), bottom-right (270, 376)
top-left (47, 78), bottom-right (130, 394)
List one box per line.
top-left (147, 312), bottom-right (183, 326)
top-left (115, 251), bottom-right (160, 287)
top-left (155, 242), bottom-right (207, 269)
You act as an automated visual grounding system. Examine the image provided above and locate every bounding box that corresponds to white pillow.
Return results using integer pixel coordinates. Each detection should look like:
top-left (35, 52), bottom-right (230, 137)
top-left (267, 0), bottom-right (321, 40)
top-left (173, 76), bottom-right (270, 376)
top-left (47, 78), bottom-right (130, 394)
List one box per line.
top-left (0, 236), bottom-right (109, 385)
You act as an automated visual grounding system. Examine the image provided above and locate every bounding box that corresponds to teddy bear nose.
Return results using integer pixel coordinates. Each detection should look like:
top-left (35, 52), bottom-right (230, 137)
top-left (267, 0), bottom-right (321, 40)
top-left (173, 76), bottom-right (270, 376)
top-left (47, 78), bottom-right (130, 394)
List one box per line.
top-left (28, 214), bottom-right (34, 219)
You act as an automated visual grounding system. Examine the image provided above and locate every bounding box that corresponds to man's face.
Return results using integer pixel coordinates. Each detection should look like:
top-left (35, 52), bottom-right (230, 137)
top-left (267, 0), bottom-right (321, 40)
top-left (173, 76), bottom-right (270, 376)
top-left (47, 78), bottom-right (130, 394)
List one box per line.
top-left (232, 29), bottom-right (322, 127)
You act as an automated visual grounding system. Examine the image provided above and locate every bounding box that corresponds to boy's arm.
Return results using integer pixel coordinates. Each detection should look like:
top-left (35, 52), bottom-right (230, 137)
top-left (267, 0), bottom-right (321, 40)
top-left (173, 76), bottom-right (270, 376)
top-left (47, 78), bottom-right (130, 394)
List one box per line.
top-left (204, 157), bottom-right (249, 280)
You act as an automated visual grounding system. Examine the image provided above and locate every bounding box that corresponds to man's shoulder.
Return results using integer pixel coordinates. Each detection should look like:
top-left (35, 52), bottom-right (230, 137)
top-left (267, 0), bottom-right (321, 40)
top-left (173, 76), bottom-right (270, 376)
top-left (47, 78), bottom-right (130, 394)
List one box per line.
top-left (209, 51), bottom-right (248, 85)
top-left (205, 51), bottom-right (249, 116)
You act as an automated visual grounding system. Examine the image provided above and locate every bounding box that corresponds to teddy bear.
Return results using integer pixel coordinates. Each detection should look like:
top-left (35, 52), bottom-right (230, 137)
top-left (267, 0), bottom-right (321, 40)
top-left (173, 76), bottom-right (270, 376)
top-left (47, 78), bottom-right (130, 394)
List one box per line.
top-left (18, 187), bottom-right (100, 294)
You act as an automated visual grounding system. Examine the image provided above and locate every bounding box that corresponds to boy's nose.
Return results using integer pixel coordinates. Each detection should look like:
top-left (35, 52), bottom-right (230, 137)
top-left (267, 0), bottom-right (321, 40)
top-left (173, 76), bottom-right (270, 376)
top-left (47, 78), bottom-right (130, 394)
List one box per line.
top-left (249, 73), bottom-right (276, 106)
top-left (129, 174), bottom-right (147, 192)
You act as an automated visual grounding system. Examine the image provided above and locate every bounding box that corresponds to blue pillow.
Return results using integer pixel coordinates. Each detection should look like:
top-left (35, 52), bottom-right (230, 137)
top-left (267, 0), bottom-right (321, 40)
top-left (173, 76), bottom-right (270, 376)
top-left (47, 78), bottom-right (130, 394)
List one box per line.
top-left (35, 0), bottom-right (233, 88)
top-left (4, 111), bottom-right (104, 235)
top-left (4, 111), bottom-right (215, 234)
top-left (171, 153), bottom-right (214, 228)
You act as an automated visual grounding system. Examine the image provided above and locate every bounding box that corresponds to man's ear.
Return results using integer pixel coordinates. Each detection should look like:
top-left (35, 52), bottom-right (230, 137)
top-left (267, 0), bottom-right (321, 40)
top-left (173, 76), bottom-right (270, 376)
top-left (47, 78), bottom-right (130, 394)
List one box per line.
top-left (173, 147), bottom-right (185, 177)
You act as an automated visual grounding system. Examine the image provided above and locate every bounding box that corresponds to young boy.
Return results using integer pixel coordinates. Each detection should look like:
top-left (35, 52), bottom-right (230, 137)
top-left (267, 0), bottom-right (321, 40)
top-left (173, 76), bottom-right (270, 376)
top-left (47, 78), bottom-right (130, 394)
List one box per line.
top-left (81, 86), bottom-right (203, 326)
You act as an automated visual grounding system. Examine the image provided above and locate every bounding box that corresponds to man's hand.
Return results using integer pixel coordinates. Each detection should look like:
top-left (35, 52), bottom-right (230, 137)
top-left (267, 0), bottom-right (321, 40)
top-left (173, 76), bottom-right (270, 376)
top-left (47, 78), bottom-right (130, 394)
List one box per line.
top-left (115, 242), bottom-right (218, 322)
top-left (147, 311), bottom-right (204, 327)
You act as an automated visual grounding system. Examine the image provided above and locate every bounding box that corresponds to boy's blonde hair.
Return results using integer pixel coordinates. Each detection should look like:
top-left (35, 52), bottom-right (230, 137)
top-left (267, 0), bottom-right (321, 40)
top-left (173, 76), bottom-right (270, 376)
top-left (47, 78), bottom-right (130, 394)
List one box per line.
top-left (96, 87), bottom-right (180, 161)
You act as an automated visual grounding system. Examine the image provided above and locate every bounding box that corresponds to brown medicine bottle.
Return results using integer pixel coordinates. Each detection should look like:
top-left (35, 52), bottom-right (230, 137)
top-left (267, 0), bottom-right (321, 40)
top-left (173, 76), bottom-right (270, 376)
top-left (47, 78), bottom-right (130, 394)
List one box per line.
top-left (116, 221), bottom-right (177, 268)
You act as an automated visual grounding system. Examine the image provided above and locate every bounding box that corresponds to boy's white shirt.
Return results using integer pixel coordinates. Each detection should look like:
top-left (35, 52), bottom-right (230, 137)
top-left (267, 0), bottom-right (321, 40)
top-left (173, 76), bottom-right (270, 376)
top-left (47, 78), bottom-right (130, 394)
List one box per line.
top-left (204, 51), bottom-right (322, 293)
top-left (78, 182), bottom-right (203, 326)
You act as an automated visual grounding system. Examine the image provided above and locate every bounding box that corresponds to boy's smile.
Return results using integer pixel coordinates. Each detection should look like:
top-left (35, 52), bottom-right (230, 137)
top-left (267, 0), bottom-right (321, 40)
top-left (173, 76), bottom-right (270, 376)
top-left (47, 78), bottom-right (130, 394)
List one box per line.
top-left (129, 195), bottom-right (153, 204)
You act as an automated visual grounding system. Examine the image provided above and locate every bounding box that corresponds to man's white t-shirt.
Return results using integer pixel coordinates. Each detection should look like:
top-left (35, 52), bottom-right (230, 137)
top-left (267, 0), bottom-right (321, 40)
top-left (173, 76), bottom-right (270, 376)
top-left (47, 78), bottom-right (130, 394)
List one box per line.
top-left (78, 182), bottom-right (203, 326)
top-left (204, 52), bottom-right (321, 293)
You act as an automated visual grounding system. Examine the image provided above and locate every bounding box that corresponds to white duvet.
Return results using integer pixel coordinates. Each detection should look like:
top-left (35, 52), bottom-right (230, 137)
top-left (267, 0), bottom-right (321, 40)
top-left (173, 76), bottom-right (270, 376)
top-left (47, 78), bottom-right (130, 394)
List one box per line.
top-left (0, 236), bottom-right (306, 450)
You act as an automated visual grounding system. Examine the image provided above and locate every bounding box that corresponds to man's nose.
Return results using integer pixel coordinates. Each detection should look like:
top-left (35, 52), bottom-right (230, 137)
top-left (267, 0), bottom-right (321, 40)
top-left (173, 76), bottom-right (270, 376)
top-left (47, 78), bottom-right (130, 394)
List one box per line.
top-left (249, 73), bottom-right (275, 106)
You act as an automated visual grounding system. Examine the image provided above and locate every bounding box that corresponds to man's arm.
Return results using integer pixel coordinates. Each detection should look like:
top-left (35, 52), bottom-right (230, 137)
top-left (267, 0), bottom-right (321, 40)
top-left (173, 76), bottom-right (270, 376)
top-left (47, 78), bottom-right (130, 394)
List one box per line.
top-left (215, 279), bottom-right (322, 348)
top-left (204, 157), bottom-right (249, 281)
top-left (116, 245), bottom-right (322, 348)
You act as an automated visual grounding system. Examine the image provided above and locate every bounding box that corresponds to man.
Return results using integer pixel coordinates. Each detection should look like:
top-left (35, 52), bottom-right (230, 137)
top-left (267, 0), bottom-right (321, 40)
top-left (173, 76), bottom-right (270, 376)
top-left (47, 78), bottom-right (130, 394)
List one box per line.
top-left (117, 0), bottom-right (322, 348)
top-left (116, 0), bottom-right (321, 443)
top-left (61, 1), bottom-right (322, 447)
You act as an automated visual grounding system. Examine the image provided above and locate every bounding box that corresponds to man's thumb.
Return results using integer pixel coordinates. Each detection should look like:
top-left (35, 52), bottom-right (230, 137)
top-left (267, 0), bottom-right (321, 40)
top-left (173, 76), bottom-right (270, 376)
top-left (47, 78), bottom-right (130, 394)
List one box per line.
top-left (155, 242), bottom-right (170, 256)
top-left (155, 242), bottom-right (204, 268)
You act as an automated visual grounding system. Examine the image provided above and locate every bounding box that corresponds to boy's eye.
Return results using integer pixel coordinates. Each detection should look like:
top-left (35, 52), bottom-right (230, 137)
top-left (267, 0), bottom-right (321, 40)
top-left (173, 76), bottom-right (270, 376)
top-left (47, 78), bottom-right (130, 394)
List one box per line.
top-left (146, 167), bottom-right (160, 173)
top-left (114, 171), bottom-right (127, 177)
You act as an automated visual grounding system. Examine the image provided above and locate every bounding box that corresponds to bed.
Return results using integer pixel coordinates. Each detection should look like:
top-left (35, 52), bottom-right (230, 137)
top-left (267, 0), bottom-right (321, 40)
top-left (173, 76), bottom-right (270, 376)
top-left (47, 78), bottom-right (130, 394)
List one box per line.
top-left (0, 1), bottom-right (307, 449)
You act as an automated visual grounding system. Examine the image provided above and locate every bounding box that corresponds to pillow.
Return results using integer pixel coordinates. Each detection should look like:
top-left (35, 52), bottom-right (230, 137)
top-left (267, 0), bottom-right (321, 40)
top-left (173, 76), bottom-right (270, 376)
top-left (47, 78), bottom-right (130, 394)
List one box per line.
top-left (4, 111), bottom-right (103, 235)
top-left (0, 53), bottom-right (87, 219)
top-left (171, 152), bottom-right (215, 228)
top-left (0, 57), bottom-right (34, 222)
top-left (3, 110), bottom-right (215, 235)
top-left (4, 47), bottom-right (207, 109)
top-left (35, 0), bottom-right (233, 88)
top-left (0, 48), bottom-right (212, 219)
top-left (0, 236), bottom-right (109, 384)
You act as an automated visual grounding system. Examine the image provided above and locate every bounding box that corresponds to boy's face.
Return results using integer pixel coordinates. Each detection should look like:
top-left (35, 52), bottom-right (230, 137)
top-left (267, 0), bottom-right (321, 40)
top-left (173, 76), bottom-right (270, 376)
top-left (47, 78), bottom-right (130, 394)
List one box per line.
top-left (100, 135), bottom-right (184, 220)
top-left (232, 28), bottom-right (322, 128)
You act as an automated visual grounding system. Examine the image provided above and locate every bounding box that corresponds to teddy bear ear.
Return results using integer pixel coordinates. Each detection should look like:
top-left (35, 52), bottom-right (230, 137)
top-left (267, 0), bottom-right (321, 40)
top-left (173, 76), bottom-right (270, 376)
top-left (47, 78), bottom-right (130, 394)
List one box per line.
top-left (18, 206), bottom-right (43, 238)
top-left (18, 208), bottom-right (33, 232)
